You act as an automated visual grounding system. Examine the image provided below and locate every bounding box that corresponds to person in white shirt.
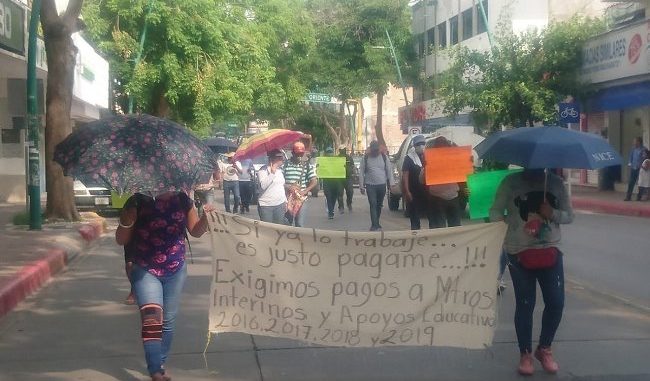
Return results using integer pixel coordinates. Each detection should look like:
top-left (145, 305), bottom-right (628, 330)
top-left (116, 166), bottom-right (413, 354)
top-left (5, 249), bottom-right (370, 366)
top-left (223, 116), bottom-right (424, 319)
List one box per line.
top-left (257, 149), bottom-right (287, 224)
top-left (219, 153), bottom-right (242, 213)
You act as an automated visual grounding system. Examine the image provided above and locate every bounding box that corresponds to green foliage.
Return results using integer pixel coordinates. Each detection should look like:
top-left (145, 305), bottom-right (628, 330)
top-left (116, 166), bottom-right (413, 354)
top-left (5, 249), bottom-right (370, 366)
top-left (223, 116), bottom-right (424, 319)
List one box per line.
top-left (82, 0), bottom-right (315, 136)
top-left (436, 16), bottom-right (605, 132)
top-left (305, 0), bottom-right (416, 99)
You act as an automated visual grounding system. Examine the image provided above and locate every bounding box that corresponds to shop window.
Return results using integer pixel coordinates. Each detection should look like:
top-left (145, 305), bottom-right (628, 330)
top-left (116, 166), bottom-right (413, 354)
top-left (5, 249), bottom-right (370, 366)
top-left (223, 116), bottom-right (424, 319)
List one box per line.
top-left (477, 0), bottom-right (489, 35)
top-left (450, 15), bottom-right (459, 45)
top-left (462, 8), bottom-right (473, 41)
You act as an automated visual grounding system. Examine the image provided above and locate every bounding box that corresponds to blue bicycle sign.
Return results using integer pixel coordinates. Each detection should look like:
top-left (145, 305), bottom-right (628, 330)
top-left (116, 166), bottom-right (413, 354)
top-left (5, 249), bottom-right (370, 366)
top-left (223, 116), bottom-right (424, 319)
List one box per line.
top-left (559, 102), bottom-right (580, 124)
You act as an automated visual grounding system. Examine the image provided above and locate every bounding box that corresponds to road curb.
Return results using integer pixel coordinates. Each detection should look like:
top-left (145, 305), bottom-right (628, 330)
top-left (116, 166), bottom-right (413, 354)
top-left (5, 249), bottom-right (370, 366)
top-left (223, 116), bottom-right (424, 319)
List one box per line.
top-left (0, 218), bottom-right (106, 320)
top-left (572, 197), bottom-right (650, 218)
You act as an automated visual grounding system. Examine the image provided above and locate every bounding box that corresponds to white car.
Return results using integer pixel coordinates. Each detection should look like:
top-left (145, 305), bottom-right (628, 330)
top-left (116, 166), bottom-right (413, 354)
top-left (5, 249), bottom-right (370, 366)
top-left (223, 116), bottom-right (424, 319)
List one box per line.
top-left (73, 179), bottom-right (115, 211)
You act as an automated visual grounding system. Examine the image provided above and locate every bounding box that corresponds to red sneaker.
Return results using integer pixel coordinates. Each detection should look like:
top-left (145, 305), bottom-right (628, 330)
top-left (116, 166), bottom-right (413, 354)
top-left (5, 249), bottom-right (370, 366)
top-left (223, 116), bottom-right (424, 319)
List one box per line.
top-left (518, 352), bottom-right (534, 376)
top-left (535, 346), bottom-right (559, 374)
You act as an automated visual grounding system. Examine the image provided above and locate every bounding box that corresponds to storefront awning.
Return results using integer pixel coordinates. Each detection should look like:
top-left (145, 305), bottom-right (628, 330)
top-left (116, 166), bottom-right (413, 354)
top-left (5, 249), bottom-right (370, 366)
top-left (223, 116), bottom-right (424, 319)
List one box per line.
top-left (586, 80), bottom-right (650, 112)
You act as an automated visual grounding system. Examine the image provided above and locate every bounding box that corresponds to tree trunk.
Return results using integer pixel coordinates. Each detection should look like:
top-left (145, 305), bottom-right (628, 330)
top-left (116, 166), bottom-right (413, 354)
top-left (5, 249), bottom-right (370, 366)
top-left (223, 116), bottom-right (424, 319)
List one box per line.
top-left (153, 90), bottom-right (171, 118)
top-left (374, 91), bottom-right (386, 147)
top-left (320, 111), bottom-right (340, 149)
top-left (42, 0), bottom-right (83, 221)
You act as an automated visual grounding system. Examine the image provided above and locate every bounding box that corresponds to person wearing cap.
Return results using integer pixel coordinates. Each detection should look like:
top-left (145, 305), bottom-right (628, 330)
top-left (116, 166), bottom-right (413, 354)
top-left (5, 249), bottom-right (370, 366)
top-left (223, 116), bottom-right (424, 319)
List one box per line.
top-left (257, 149), bottom-right (288, 224)
top-left (321, 147), bottom-right (343, 219)
top-left (283, 141), bottom-right (318, 227)
top-left (218, 152), bottom-right (243, 214)
top-left (359, 140), bottom-right (396, 231)
top-left (338, 144), bottom-right (356, 213)
top-left (402, 135), bottom-right (434, 230)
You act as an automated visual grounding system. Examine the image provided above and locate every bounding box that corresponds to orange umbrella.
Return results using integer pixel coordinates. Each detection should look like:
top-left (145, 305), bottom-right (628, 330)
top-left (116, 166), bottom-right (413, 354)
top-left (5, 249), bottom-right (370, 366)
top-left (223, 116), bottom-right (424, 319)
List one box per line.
top-left (233, 129), bottom-right (305, 160)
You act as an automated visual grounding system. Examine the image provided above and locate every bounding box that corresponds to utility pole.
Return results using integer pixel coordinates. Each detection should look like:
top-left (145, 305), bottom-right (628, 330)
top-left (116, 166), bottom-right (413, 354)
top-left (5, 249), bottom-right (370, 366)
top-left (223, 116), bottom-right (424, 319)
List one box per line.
top-left (385, 28), bottom-right (411, 131)
top-left (385, 28), bottom-right (409, 107)
top-left (477, 0), bottom-right (493, 48)
top-left (26, 0), bottom-right (42, 230)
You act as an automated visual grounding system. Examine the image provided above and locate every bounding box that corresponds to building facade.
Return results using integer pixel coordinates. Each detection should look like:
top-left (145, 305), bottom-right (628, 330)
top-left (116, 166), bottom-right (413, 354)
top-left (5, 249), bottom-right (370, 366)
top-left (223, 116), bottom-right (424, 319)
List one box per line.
top-left (578, 0), bottom-right (650, 187)
top-left (0, 0), bottom-right (109, 202)
top-left (401, 0), bottom-right (609, 132)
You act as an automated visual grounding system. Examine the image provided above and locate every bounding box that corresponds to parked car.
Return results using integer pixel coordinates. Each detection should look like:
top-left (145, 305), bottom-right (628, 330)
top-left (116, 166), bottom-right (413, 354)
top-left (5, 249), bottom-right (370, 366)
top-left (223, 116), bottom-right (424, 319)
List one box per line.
top-left (73, 179), bottom-right (116, 211)
top-left (387, 126), bottom-right (484, 211)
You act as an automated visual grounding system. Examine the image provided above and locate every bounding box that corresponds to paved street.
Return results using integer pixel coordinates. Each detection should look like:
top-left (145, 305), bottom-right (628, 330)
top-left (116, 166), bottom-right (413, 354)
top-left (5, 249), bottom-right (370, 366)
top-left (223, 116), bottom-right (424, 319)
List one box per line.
top-left (0, 193), bottom-right (649, 380)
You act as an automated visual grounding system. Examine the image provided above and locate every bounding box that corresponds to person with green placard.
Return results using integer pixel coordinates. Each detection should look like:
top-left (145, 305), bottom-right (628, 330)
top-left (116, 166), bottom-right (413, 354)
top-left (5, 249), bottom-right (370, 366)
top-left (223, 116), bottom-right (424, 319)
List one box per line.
top-left (321, 147), bottom-right (344, 219)
top-left (337, 145), bottom-right (356, 213)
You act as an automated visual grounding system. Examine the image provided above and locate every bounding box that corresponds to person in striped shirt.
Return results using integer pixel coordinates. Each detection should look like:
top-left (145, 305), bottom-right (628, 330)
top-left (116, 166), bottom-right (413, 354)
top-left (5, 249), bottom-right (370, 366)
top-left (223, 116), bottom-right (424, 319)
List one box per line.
top-left (283, 141), bottom-right (318, 227)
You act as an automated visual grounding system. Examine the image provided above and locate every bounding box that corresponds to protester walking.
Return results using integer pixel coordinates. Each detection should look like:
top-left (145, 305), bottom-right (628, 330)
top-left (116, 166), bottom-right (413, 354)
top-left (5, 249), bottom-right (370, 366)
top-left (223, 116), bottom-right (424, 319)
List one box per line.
top-left (219, 153), bottom-right (242, 213)
top-left (624, 137), bottom-right (647, 201)
top-left (193, 168), bottom-right (220, 215)
top-left (283, 142), bottom-right (318, 227)
top-left (257, 149), bottom-right (287, 224)
top-left (322, 147), bottom-right (343, 219)
top-left (422, 136), bottom-right (462, 228)
top-left (426, 137), bottom-right (463, 228)
top-left (401, 135), bottom-right (434, 230)
top-left (637, 148), bottom-right (650, 201)
top-left (238, 159), bottom-right (254, 213)
top-left (490, 168), bottom-right (574, 376)
top-left (337, 145), bottom-right (355, 213)
top-left (116, 191), bottom-right (212, 381)
top-left (359, 140), bottom-right (396, 231)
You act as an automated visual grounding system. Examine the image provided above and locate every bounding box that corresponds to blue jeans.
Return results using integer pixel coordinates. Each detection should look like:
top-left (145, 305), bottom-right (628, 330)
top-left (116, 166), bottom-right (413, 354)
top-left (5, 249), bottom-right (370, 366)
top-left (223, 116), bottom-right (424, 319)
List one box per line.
top-left (258, 203), bottom-right (287, 225)
top-left (223, 180), bottom-right (240, 213)
top-left (626, 168), bottom-right (641, 200)
top-left (508, 252), bottom-right (564, 354)
top-left (289, 199), bottom-right (307, 227)
top-left (365, 184), bottom-right (386, 229)
top-left (131, 263), bottom-right (187, 376)
top-left (429, 196), bottom-right (462, 228)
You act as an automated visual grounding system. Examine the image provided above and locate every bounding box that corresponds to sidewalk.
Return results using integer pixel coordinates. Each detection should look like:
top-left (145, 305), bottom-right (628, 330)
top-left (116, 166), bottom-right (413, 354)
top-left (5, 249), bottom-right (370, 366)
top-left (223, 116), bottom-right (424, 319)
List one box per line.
top-left (0, 185), bottom-right (648, 321)
top-left (0, 203), bottom-right (106, 319)
top-left (570, 185), bottom-right (650, 218)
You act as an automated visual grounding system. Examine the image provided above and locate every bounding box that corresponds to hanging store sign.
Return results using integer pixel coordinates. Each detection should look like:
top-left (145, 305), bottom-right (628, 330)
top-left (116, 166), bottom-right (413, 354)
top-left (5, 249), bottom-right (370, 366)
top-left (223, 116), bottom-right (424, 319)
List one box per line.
top-left (0, 0), bottom-right (25, 55)
top-left (582, 20), bottom-right (650, 84)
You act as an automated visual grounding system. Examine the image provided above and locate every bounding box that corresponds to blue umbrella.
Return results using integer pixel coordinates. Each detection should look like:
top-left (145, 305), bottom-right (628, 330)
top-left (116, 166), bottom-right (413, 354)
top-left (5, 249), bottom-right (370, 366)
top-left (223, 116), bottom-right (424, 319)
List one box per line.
top-left (475, 126), bottom-right (622, 169)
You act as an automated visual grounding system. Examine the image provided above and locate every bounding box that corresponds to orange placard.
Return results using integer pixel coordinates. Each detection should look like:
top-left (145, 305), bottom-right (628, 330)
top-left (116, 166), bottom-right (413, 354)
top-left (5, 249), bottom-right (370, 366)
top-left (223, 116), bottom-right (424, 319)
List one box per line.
top-left (424, 146), bottom-right (474, 185)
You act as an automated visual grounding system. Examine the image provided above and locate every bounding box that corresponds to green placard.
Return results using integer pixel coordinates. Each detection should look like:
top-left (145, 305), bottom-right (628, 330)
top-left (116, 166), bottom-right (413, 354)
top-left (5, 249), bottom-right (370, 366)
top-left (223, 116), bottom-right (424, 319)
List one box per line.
top-left (0, 0), bottom-right (25, 55)
top-left (316, 157), bottom-right (346, 178)
top-left (111, 191), bottom-right (131, 209)
top-left (467, 169), bottom-right (522, 220)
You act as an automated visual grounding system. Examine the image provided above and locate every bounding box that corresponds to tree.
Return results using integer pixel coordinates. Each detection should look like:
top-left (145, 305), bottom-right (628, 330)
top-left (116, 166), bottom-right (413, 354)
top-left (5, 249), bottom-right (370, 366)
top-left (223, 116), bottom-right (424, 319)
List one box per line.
top-left (42, 0), bottom-right (84, 221)
top-left (436, 16), bottom-right (604, 132)
top-left (82, 0), bottom-right (315, 136)
top-left (305, 0), bottom-right (416, 148)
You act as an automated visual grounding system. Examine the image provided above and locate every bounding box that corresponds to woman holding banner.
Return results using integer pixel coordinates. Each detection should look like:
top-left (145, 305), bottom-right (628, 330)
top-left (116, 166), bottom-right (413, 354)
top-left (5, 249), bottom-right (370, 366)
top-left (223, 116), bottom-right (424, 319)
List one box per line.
top-left (489, 168), bottom-right (574, 376)
top-left (116, 192), bottom-right (213, 381)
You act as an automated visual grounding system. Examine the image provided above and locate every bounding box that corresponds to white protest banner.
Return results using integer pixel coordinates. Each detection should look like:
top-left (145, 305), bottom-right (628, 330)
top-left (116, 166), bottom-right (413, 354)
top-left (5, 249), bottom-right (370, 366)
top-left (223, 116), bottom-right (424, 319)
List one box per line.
top-left (207, 213), bottom-right (506, 349)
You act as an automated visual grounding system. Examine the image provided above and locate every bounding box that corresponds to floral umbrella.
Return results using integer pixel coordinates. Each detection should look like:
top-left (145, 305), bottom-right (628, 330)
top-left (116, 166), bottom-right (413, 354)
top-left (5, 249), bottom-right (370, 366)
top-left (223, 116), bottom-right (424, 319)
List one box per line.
top-left (233, 129), bottom-right (304, 161)
top-left (54, 114), bottom-right (218, 195)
